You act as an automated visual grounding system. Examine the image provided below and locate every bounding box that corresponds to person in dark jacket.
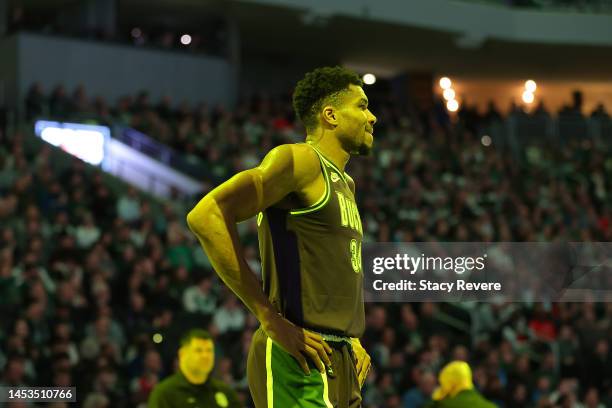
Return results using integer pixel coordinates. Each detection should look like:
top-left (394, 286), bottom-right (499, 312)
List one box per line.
top-left (424, 361), bottom-right (497, 408)
top-left (148, 329), bottom-right (242, 408)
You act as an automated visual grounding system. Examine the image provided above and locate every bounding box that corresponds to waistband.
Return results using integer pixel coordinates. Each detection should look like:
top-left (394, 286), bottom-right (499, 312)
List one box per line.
top-left (312, 331), bottom-right (353, 345)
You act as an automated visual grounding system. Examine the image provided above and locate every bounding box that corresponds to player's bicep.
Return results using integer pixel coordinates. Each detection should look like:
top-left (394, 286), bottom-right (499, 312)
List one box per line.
top-left (197, 145), bottom-right (300, 222)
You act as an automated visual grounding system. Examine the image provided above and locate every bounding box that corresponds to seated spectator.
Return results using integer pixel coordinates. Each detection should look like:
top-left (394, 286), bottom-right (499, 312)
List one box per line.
top-left (25, 82), bottom-right (46, 120)
top-left (116, 186), bottom-right (141, 224)
top-left (591, 103), bottom-right (609, 119)
top-left (130, 349), bottom-right (163, 404)
top-left (49, 85), bottom-right (71, 119)
top-left (402, 370), bottom-right (436, 408)
top-left (183, 275), bottom-right (217, 316)
top-left (212, 296), bottom-right (245, 337)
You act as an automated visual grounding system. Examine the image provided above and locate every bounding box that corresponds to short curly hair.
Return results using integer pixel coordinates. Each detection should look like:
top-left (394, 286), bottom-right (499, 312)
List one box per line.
top-left (292, 66), bottom-right (363, 133)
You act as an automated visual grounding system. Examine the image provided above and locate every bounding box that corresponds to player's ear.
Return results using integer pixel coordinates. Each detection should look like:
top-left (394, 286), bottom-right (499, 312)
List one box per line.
top-left (321, 106), bottom-right (338, 128)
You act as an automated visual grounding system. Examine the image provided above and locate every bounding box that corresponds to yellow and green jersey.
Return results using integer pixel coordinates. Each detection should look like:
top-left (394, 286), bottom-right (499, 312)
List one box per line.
top-left (257, 142), bottom-right (365, 338)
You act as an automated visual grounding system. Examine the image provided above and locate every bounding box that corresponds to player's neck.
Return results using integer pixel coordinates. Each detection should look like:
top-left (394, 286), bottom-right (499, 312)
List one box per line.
top-left (307, 135), bottom-right (349, 173)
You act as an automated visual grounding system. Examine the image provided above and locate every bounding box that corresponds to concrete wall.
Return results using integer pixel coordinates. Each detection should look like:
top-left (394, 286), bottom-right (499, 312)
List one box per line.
top-left (0, 36), bottom-right (19, 109)
top-left (14, 32), bottom-right (235, 107)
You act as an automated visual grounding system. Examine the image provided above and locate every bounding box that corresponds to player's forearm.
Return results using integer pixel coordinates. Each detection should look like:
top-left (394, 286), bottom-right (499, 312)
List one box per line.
top-left (187, 199), bottom-right (276, 325)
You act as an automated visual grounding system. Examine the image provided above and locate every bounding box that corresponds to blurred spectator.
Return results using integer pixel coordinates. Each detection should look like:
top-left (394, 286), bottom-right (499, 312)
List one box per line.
top-left (117, 186), bottom-right (141, 224)
top-left (402, 369), bottom-right (436, 408)
top-left (148, 329), bottom-right (242, 408)
top-left (25, 82), bottom-right (45, 120)
top-left (83, 393), bottom-right (110, 408)
top-left (49, 85), bottom-right (71, 119)
top-left (425, 361), bottom-right (496, 408)
top-left (591, 103), bottom-right (609, 119)
top-left (212, 296), bottom-right (246, 337)
top-left (183, 275), bottom-right (217, 316)
top-left (130, 349), bottom-right (163, 404)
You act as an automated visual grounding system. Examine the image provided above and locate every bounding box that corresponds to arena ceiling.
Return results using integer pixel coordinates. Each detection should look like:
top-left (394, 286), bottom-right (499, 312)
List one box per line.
top-left (13, 0), bottom-right (612, 80)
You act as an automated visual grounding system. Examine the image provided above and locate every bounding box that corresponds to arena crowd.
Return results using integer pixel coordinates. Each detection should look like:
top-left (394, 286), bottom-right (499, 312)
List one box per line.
top-left (0, 84), bottom-right (610, 407)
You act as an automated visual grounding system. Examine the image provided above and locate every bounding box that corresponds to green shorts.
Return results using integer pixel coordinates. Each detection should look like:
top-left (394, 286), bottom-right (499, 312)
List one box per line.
top-left (247, 327), bottom-right (362, 408)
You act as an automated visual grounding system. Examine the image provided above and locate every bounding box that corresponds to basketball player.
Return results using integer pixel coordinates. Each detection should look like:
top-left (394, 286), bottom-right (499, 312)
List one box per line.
top-left (187, 66), bottom-right (377, 407)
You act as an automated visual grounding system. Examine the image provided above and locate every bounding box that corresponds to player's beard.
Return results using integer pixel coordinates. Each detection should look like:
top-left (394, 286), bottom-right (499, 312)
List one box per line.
top-left (357, 143), bottom-right (372, 156)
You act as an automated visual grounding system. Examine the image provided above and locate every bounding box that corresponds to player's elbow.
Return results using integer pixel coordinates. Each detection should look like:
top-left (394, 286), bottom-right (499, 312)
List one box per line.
top-left (186, 196), bottom-right (217, 237)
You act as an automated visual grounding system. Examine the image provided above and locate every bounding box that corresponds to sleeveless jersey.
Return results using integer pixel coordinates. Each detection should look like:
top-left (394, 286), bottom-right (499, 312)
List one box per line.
top-left (257, 142), bottom-right (365, 338)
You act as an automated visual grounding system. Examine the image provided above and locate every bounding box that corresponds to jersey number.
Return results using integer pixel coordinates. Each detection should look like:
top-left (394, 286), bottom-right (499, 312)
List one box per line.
top-left (350, 239), bottom-right (362, 273)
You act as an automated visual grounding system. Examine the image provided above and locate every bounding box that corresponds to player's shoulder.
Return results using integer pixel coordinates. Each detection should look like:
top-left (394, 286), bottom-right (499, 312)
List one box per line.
top-left (260, 143), bottom-right (320, 184)
top-left (263, 143), bottom-right (318, 166)
top-left (345, 172), bottom-right (356, 194)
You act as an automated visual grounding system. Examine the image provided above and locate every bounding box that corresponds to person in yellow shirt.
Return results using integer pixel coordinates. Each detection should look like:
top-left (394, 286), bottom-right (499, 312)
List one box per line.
top-left (425, 361), bottom-right (497, 408)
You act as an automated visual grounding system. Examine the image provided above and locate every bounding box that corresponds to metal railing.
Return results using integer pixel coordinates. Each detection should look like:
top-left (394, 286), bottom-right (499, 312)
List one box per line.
top-left (113, 126), bottom-right (216, 182)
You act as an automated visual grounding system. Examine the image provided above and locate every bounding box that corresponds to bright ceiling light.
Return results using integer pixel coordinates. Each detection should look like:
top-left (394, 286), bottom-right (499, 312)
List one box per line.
top-left (439, 77), bottom-right (452, 89)
top-left (447, 99), bottom-right (459, 112)
top-left (180, 34), bottom-right (192, 45)
top-left (443, 88), bottom-right (456, 101)
top-left (525, 80), bottom-right (537, 93)
top-left (522, 91), bottom-right (534, 104)
top-left (363, 73), bottom-right (376, 85)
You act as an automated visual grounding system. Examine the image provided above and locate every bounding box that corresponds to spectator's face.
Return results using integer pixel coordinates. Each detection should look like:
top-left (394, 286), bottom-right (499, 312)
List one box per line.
top-left (53, 371), bottom-right (71, 387)
top-left (97, 370), bottom-right (117, 390)
top-left (14, 319), bottom-right (29, 338)
top-left (595, 339), bottom-right (608, 356)
top-left (419, 372), bottom-right (437, 396)
top-left (5, 360), bottom-right (25, 383)
top-left (513, 384), bottom-right (527, 402)
top-left (130, 293), bottom-right (145, 311)
top-left (95, 317), bottom-right (110, 336)
top-left (144, 351), bottom-right (162, 373)
top-left (27, 302), bottom-right (44, 320)
top-left (584, 388), bottom-right (599, 407)
top-left (199, 278), bottom-right (211, 292)
top-left (452, 346), bottom-right (468, 362)
top-left (180, 338), bottom-right (214, 378)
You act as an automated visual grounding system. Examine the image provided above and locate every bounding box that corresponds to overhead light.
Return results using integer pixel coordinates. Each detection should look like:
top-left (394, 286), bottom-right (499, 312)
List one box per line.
top-left (439, 77), bottom-right (452, 90)
top-left (180, 34), bottom-right (192, 45)
top-left (525, 80), bottom-right (537, 93)
top-left (447, 99), bottom-right (459, 112)
top-left (522, 91), bottom-right (534, 104)
top-left (443, 88), bottom-right (456, 101)
top-left (362, 73), bottom-right (376, 85)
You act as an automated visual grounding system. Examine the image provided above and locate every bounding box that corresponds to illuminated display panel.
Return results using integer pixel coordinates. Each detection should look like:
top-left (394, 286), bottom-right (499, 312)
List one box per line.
top-left (34, 120), bottom-right (109, 165)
